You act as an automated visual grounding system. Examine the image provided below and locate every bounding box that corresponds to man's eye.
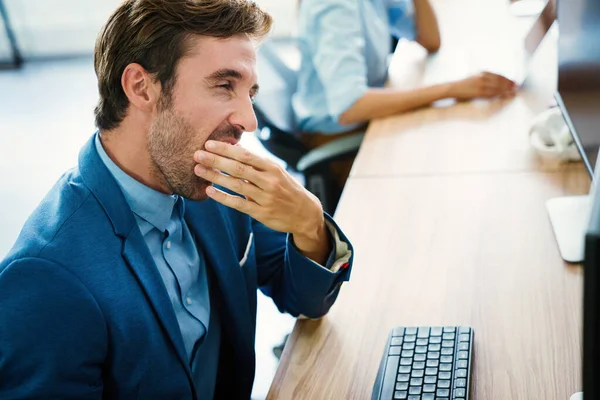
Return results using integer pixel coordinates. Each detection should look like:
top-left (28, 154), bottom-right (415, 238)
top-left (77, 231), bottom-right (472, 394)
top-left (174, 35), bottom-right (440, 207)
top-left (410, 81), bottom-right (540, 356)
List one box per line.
top-left (218, 83), bottom-right (233, 91)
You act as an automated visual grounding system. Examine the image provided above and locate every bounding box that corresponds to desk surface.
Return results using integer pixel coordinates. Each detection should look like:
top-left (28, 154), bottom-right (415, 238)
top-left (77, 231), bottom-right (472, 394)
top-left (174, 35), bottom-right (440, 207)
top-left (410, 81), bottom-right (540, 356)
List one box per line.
top-left (269, 171), bottom-right (586, 399)
top-left (268, 0), bottom-right (586, 398)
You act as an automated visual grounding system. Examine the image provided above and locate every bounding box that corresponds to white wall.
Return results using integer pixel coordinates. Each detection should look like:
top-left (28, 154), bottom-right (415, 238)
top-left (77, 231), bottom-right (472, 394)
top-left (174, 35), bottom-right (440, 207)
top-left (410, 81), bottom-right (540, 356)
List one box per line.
top-left (2, 0), bottom-right (297, 59)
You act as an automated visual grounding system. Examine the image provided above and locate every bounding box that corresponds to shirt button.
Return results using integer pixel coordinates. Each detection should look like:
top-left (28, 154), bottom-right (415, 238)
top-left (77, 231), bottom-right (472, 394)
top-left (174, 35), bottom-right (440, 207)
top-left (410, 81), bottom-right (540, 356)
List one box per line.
top-left (186, 297), bottom-right (192, 305)
top-left (166, 241), bottom-right (171, 249)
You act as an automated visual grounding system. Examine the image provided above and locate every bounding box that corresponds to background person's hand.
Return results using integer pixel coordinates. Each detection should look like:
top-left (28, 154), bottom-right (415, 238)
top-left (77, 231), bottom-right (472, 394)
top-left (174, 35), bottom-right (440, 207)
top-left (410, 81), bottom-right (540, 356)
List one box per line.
top-left (194, 140), bottom-right (330, 264)
top-left (449, 72), bottom-right (516, 101)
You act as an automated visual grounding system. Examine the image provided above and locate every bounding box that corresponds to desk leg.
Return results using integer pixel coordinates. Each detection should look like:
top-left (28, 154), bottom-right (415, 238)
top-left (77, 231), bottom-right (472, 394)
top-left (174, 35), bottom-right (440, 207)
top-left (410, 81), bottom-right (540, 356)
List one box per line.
top-left (546, 195), bottom-right (590, 263)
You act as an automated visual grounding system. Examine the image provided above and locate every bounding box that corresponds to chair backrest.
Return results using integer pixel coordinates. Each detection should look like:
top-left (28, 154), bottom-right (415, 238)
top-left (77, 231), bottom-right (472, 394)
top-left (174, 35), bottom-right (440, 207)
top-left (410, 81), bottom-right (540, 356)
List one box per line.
top-left (253, 40), bottom-right (308, 168)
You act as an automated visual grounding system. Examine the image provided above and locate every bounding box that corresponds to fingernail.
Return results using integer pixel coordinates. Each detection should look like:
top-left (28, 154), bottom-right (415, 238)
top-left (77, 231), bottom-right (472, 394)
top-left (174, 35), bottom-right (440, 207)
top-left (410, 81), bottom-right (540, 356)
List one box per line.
top-left (206, 186), bottom-right (216, 195)
top-left (195, 151), bottom-right (207, 161)
top-left (205, 141), bottom-right (216, 150)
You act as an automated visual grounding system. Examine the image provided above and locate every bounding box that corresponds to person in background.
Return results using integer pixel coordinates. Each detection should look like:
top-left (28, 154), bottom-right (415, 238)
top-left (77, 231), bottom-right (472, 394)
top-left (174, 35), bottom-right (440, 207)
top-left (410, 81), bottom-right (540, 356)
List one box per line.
top-left (0, 1), bottom-right (353, 399)
top-left (293, 0), bottom-right (516, 185)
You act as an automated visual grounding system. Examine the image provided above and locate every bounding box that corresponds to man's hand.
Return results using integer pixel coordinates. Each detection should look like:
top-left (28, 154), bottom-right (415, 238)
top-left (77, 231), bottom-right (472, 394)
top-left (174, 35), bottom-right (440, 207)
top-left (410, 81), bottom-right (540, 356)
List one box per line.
top-left (194, 140), bottom-right (330, 265)
top-left (449, 72), bottom-right (516, 101)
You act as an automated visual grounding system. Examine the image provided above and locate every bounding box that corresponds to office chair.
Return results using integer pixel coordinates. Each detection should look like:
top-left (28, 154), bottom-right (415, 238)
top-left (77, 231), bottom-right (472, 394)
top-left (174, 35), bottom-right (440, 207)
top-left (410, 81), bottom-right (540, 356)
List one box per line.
top-left (253, 39), bottom-right (364, 214)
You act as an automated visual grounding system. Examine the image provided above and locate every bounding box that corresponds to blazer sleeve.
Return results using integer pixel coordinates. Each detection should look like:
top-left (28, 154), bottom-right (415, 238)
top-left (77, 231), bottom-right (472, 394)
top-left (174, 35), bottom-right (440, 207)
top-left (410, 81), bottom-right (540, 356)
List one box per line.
top-left (254, 213), bottom-right (354, 319)
top-left (0, 257), bottom-right (107, 400)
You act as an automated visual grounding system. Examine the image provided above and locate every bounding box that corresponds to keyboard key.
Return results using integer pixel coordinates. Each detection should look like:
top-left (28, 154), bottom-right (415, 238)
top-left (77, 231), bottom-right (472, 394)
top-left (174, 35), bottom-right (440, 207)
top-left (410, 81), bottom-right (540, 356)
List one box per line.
top-left (455, 368), bottom-right (467, 378)
top-left (441, 348), bottom-right (453, 356)
top-left (454, 388), bottom-right (466, 398)
top-left (428, 344), bottom-right (441, 352)
top-left (402, 350), bottom-right (414, 358)
top-left (429, 336), bottom-right (442, 344)
top-left (422, 394), bottom-right (435, 400)
top-left (458, 342), bottom-right (469, 351)
top-left (418, 327), bottom-right (430, 338)
top-left (423, 384), bottom-right (436, 392)
top-left (427, 351), bottom-right (440, 359)
top-left (391, 337), bottom-right (403, 346)
top-left (393, 391), bottom-right (407, 399)
top-left (442, 333), bottom-right (455, 340)
top-left (424, 375), bottom-right (436, 384)
top-left (440, 363), bottom-right (452, 372)
top-left (457, 351), bottom-right (469, 359)
top-left (408, 386), bottom-right (421, 395)
top-left (414, 353), bottom-right (426, 362)
top-left (459, 334), bottom-right (470, 342)
top-left (431, 327), bottom-right (443, 336)
top-left (442, 340), bottom-right (454, 348)
top-left (458, 327), bottom-right (471, 334)
top-left (440, 356), bottom-right (453, 363)
top-left (392, 327), bottom-right (405, 337)
top-left (426, 359), bottom-right (439, 367)
top-left (443, 327), bottom-right (456, 333)
top-left (411, 369), bottom-right (424, 378)
top-left (438, 379), bottom-right (451, 389)
top-left (457, 360), bottom-right (468, 369)
top-left (415, 345), bottom-right (428, 354)
top-left (413, 362), bottom-right (425, 370)
top-left (403, 342), bottom-right (415, 350)
top-left (408, 396), bottom-right (420, 400)
top-left (398, 365), bottom-right (411, 374)
top-left (397, 374), bottom-right (410, 382)
top-left (389, 346), bottom-right (402, 356)
top-left (438, 371), bottom-right (451, 380)
top-left (410, 378), bottom-right (423, 387)
top-left (455, 378), bottom-right (467, 388)
top-left (395, 382), bottom-right (409, 391)
top-left (425, 368), bottom-right (438, 376)
top-left (405, 327), bottom-right (417, 335)
top-left (437, 388), bottom-right (450, 397)
top-left (405, 335), bottom-right (417, 342)
top-left (400, 358), bottom-right (412, 365)
top-left (416, 338), bottom-right (428, 346)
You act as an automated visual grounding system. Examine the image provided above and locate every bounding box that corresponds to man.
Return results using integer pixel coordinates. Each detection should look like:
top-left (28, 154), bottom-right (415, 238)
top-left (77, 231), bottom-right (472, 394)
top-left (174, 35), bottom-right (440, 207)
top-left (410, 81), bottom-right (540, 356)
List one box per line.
top-left (0, 1), bottom-right (353, 399)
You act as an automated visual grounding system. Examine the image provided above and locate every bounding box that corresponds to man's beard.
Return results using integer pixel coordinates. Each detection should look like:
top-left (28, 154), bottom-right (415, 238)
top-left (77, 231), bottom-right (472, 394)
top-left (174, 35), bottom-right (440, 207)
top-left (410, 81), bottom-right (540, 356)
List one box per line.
top-left (147, 103), bottom-right (241, 201)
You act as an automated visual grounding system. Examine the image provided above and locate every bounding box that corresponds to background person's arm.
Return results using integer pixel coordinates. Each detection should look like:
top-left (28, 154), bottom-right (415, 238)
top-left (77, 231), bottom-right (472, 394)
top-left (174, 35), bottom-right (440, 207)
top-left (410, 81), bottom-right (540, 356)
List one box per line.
top-left (413, 0), bottom-right (441, 52)
top-left (338, 72), bottom-right (516, 125)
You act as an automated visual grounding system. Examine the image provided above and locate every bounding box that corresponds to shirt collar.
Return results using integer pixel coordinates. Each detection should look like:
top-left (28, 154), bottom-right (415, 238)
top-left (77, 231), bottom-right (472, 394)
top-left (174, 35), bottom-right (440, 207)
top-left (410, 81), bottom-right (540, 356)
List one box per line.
top-left (94, 133), bottom-right (178, 233)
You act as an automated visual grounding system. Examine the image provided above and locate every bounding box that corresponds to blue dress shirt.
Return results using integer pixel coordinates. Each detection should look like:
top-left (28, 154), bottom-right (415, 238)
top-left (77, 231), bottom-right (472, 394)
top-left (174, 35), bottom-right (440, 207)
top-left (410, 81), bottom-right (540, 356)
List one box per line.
top-left (293, 0), bottom-right (416, 134)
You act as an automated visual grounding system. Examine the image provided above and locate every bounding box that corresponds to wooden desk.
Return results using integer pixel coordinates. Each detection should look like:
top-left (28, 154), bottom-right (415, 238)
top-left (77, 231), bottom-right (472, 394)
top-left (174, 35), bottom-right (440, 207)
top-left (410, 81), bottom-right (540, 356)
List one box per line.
top-left (269, 171), bottom-right (586, 399)
top-left (269, 0), bottom-right (587, 398)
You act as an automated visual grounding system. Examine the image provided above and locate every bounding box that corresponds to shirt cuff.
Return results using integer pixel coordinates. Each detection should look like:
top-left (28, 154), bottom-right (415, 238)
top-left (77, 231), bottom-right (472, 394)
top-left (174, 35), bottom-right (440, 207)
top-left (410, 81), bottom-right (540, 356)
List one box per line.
top-left (304, 219), bottom-right (352, 273)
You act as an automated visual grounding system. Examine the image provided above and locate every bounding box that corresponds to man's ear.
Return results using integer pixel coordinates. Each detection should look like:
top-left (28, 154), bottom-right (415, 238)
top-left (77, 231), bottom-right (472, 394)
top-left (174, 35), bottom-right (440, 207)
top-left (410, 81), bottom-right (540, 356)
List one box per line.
top-left (121, 63), bottom-right (161, 113)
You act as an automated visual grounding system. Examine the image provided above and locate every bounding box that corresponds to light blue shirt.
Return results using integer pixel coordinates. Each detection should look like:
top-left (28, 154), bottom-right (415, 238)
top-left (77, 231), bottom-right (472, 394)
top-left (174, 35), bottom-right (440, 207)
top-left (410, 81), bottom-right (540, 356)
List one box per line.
top-left (94, 135), bottom-right (211, 363)
top-left (293, 0), bottom-right (416, 134)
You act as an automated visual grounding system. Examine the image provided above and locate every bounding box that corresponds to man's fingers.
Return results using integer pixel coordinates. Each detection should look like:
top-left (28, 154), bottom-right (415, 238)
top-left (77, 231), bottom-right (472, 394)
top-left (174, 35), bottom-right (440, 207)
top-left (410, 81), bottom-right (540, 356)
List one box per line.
top-left (194, 164), bottom-right (266, 204)
top-left (194, 150), bottom-right (269, 188)
top-left (202, 141), bottom-right (274, 171)
top-left (205, 185), bottom-right (260, 216)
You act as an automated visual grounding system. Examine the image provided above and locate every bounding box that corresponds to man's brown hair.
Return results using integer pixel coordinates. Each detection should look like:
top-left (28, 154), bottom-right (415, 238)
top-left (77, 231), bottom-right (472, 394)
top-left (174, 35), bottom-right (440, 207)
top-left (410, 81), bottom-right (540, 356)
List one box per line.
top-left (93, 0), bottom-right (272, 130)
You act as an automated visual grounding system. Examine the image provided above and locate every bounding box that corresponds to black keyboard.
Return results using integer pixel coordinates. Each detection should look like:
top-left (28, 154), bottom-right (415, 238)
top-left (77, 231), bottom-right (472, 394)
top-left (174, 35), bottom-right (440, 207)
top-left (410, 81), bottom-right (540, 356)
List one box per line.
top-left (372, 326), bottom-right (473, 400)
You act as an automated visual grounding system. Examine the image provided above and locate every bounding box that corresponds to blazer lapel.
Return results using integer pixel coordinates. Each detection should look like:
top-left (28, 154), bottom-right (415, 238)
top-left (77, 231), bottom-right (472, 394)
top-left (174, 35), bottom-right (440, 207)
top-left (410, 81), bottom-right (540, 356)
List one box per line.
top-left (122, 230), bottom-right (193, 382)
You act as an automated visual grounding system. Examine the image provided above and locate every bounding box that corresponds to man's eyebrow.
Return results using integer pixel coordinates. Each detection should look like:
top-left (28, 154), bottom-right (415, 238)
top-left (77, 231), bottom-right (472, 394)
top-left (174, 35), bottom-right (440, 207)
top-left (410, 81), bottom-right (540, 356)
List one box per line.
top-left (205, 68), bottom-right (243, 82)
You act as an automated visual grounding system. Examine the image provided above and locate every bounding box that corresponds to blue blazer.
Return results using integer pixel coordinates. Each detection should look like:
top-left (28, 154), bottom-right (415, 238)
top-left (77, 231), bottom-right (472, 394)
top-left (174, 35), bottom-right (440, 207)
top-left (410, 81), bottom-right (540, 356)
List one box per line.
top-left (0, 136), bottom-right (353, 399)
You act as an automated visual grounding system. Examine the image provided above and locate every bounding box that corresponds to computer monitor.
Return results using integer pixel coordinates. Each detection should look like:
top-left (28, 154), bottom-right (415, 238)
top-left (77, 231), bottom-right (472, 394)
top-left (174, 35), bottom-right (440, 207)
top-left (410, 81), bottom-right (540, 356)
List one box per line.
top-left (546, 0), bottom-right (600, 264)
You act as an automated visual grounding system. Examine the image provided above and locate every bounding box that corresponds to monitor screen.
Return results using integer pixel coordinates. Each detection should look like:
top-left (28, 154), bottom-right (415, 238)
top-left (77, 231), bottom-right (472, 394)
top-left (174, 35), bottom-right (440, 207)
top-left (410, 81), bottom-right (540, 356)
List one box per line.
top-left (557, 0), bottom-right (600, 177)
